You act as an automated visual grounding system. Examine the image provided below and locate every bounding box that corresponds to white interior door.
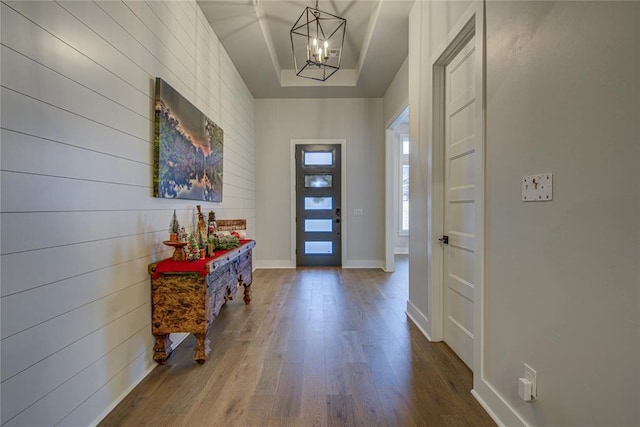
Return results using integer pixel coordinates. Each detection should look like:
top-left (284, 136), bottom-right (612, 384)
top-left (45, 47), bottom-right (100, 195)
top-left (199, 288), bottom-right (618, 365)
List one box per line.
top-left (443, 36), bottom-right (476, 369)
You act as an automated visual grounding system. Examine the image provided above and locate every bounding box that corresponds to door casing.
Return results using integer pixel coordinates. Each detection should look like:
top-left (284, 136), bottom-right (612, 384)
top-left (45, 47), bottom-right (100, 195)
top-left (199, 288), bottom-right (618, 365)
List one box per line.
top-left (430, 2), bottom-right (485, 380)
top-left (290, 139), bottom-right (346, 267)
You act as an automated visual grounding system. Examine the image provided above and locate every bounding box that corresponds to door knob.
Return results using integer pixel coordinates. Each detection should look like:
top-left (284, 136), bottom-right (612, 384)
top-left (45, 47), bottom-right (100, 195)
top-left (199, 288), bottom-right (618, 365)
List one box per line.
top-left (438, 235), bottom-right (449, 244)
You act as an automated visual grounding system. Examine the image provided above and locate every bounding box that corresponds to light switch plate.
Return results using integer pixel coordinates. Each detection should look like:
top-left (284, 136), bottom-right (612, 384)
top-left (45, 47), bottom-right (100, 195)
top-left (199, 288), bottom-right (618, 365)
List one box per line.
top-left (522, 173), bottom-right (553, 202)
top-left (353, 208), bottom-right (363, 216)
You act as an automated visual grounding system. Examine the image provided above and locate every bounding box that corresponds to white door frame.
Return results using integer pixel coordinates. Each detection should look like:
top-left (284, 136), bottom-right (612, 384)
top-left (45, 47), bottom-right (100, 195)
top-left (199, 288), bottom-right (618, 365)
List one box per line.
top-left (430, 2), bottom-right (485, 379)
top-left (290, 139), bottom-right (347, 267)
top-left (384, 105), bottom-right (409, 272)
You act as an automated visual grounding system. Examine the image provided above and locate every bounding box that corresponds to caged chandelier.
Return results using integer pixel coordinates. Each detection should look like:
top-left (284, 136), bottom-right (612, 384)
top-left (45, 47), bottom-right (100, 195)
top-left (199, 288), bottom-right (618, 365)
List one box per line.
top-left (290, 0), bottom-right (346, 82)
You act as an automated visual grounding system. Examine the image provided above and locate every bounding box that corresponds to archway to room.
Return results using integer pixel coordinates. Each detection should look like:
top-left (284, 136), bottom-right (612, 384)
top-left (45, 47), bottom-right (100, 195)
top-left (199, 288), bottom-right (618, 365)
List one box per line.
top-left (384, 105), bottom-right (410, 272)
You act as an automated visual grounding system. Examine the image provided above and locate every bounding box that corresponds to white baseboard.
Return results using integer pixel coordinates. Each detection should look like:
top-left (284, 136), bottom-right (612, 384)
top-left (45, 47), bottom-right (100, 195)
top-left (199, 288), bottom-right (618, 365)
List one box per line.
top-left (90, 358), bottom-right (155, 427)
top-left (394, 248), bottom-right (409, 255)
top-left (256, 260), bottom-right (385, 269)
top-left (169, 332), bottom-right (189, 349)
top-left (406, 299), bottom-right (433, 341)
top-left (90, 333), bottom-right (189, 426)
top-left (255, 260), bottom-right (296, 269)
top-left (472, 378), bottom-right (527, 427)
top-left (404, 299), bottom-right (524, 427)
top-left (342, 260), bottom-right (384, 269)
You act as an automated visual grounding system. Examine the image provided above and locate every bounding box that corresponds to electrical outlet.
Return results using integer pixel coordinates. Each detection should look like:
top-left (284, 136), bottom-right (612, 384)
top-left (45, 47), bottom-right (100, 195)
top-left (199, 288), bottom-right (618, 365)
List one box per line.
top-left (524, 363), bottom-right (537, 399)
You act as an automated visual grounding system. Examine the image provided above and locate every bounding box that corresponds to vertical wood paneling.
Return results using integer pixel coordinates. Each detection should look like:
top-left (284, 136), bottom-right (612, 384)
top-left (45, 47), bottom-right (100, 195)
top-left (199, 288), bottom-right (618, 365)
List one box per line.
top-left (0, 0), bottom-right (255, 424)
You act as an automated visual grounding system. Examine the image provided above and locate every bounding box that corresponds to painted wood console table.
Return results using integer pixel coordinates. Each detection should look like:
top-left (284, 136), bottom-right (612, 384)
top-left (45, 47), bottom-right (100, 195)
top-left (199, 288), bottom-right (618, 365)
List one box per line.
top-left (148, 239), bottom-right (256, 364)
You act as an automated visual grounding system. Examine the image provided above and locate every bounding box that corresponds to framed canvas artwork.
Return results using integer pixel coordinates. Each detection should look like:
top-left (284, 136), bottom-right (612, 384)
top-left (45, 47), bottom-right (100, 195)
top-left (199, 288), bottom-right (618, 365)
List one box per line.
top-left (154, 78), bottom-right (223, 202)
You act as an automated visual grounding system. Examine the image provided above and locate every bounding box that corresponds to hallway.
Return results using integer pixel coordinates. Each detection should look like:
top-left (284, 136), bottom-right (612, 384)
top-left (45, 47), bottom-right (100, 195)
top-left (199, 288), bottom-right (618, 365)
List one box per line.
top-left (101, 257), bottom-right (494, 426)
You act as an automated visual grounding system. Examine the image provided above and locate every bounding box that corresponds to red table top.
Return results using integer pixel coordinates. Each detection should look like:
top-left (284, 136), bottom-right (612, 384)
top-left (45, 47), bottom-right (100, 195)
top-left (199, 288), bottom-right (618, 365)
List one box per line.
top-left (150, 240), bottom-right (253, 279)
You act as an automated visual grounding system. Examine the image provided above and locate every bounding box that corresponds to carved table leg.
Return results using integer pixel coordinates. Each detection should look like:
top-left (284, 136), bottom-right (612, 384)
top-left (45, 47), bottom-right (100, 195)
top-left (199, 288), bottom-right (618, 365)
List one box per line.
top-left (193, 333), bottom-right (210, 364)
top-left (153, 334), bottom-right (173, 364)
top-left (241, 275), bottom-right (251, 305)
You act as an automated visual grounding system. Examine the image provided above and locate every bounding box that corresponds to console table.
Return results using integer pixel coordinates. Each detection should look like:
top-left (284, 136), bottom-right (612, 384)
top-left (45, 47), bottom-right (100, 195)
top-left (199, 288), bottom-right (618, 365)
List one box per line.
top-left (148, 239), bottom-right (256, 364)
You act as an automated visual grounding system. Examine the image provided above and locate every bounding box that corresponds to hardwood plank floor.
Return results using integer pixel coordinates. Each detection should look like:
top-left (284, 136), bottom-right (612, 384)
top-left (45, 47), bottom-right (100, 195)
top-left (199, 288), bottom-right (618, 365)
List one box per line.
top-left (99, 256), bottom-right (495, 426)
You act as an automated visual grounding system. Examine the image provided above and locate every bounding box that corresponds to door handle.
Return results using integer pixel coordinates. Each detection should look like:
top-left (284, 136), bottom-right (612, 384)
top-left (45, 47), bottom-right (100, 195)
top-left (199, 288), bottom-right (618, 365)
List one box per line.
top-left (336, 208), bottom-right (341, 217)
top-left (438, 235), bottom-right (449, 244)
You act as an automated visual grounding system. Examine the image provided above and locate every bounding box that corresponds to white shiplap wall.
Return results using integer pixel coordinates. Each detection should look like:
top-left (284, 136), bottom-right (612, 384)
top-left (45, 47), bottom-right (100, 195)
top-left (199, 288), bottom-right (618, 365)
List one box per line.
top-left (0, 1), bottom-right (255, 425)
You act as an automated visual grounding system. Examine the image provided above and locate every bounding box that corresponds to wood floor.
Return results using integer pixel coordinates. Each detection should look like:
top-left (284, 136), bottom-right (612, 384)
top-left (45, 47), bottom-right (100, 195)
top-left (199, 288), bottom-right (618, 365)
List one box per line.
top-left (100, 256), bottom-right (495, 426)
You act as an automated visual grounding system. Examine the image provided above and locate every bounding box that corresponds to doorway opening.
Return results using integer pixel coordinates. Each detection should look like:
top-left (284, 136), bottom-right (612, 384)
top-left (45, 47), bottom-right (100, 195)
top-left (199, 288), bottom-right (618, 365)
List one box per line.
top-left (385, 106), bottom-right (410, 272)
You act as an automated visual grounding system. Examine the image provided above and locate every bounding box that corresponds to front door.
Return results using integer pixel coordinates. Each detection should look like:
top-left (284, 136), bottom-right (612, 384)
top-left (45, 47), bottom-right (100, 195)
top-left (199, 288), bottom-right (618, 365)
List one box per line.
top-left (443, 35), bottom-right (477, 369)
top-left (295, 144), bottom-right (341, 266)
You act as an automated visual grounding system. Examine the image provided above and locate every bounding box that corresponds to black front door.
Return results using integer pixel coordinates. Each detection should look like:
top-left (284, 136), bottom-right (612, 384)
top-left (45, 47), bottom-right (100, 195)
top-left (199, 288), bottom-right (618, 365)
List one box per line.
top-left (295, 144), bottom-right (341, 266)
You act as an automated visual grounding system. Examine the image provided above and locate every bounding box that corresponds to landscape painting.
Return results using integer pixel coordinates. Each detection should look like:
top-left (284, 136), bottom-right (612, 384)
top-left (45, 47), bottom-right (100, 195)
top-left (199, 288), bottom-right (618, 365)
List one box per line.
top-left (154, 78), bottom-right (223, 202)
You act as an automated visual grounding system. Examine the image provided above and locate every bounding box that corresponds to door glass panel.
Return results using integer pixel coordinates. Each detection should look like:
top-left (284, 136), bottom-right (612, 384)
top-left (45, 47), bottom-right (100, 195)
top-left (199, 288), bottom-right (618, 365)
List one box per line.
top-left (304, 197), bottom-right (332, 210)
top-left (305, 219), bottom-right (333, 232)
top-left (304, 152), bottom-right (333, 166)
top-left (305, 174), bottom-right (333, 188)
top-left (305, 241), bottom-right (333, 254)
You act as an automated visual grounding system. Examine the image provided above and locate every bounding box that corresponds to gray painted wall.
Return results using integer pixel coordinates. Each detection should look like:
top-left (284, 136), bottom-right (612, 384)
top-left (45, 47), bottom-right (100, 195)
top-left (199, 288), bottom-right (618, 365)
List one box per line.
top-left (383, 57), bottom-right (409, 127)
top-left (484, 2), bottom-right (639, 425)
top-left (408, 1), bottom-right (640, 425)
top-left (254, 98), bottom-right (385, 268)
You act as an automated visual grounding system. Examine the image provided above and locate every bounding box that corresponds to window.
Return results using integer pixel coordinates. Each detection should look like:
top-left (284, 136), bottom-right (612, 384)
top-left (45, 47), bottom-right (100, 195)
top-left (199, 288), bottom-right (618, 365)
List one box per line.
top-left (304, 174), bottom-right (333, 188)
top-left (304, 151), bottom-right (333, 166)
top-left (400, 134), bottom-right (409, 234)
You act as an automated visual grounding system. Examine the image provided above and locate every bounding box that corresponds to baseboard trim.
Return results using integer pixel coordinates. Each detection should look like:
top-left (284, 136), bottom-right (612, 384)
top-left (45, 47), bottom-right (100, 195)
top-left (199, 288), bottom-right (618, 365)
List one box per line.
top-left (255, 260), bottom-right (296, 269)
top-left (342, 260), bottom-right (384, 269)
top-left (406, 300), bottom-right (433, 341)
top-left (394, 248), bottom-right (409, 255)
top-left (90, 358), bottom-right (155, 427)
top-left (256, 260), bottom-right (386, 269)
top-left (472, 378), bottom-right (528, 427)
top-left (169, 332), bottom-right (189, 350)
top-left (90, 333), bottom-right (189, 426)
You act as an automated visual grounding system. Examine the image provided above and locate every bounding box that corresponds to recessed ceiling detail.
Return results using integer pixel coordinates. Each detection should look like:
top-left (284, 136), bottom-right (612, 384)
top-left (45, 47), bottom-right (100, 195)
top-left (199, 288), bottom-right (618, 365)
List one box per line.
top-left (290, 2), bottom-right (347, 82)
top-left (197, 0), bottom-right (414, 98)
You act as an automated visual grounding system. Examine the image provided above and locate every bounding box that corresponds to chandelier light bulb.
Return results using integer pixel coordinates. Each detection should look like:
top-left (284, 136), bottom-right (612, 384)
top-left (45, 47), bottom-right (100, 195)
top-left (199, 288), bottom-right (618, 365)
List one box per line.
top-left (290, 1), bottom-right (346, 81)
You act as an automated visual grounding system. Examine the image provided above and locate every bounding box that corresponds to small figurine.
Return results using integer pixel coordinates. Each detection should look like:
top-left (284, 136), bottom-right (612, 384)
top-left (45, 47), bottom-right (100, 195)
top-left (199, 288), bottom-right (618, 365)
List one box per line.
top-left (185, 233), bottom-right (201, 261)
top-left (195, 205), bottom-right (207, 238)
top-left (208, 211), bottom-right (217, 236)
top-left (169, 210), bottom-right (180, 242)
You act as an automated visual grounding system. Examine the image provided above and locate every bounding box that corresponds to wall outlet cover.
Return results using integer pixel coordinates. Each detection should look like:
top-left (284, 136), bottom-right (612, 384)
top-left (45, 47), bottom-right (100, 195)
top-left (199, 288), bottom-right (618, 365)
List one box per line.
top-left (524, 363), bottom-right (537, 399)
top-left (522, 173), bottom-right (553, 202)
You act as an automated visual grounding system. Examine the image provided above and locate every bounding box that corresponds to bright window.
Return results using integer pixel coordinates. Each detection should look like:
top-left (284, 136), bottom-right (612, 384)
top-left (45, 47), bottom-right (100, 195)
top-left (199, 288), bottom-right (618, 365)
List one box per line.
top-left (305, 241), bottom-right (333, 254)
top-left (400, 135), bottom-right (409, 234)
top-left (304, 151), bottom-right (333, 166)
top-left (304, 219), bottom-right (333, 232)
top-left (304, 197), bottom-right (332, 210)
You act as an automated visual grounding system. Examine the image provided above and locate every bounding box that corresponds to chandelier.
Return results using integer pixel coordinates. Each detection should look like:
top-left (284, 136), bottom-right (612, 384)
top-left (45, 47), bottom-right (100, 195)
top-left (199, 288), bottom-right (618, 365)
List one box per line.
top-left (290, 0), bottom-right (346, 81)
